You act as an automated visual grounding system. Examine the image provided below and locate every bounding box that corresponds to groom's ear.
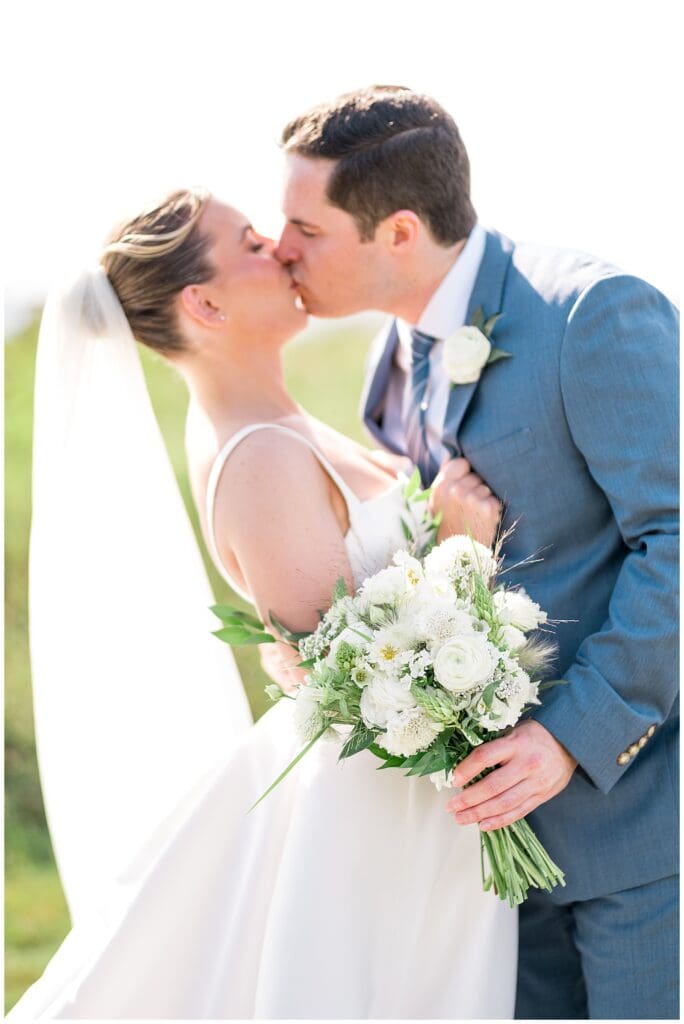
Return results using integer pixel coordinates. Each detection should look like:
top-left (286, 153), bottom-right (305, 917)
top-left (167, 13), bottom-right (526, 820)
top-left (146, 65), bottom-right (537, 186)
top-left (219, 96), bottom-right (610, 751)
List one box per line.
top-left (380, 210), bottom-right (421, 256)
top-left (179, 285), bottom-right (226, 329)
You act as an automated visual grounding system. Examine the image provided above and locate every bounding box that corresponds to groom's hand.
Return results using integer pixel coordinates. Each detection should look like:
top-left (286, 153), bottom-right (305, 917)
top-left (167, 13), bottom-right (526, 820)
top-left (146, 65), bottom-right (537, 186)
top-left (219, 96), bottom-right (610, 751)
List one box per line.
top-left (445, 720), bottom-right (577, 830)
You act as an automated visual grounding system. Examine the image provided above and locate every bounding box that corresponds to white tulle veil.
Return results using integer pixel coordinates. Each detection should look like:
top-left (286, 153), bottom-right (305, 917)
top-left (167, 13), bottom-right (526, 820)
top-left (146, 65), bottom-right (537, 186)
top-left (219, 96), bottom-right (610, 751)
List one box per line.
top-left (29, 266), bottom-right (252, 923)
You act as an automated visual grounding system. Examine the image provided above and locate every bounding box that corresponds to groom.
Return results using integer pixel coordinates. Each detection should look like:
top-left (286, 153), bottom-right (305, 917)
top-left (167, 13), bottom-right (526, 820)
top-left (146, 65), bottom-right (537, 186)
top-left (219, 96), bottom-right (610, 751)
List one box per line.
top-left (275, 86), bottom-right (679, 1019)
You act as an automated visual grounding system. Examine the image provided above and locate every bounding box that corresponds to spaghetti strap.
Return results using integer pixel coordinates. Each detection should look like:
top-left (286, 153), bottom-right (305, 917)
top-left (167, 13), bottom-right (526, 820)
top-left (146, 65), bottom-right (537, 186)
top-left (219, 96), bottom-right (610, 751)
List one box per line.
top-left (204, 423), bottom-right (359, 599)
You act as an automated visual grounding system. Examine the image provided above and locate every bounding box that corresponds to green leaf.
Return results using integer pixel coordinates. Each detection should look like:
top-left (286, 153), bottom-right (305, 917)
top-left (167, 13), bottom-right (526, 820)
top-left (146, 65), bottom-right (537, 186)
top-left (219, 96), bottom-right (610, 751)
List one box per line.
top-left (404, 467), bottom-right (421, 499)
top-left (483, 312), bottom-right (503, 336)
top-left (368, 742), bottom-right (405, 768)
top-left (486, 347), bottom-right (512, 366)
top-left (339, 721), bottom-right (376, 760)
top-left (455, 718), bottom-right (484, 746)
top-left (480, 679), bottom-right (500, 709)
top-left (210, 604), bottom-right (263, 629)
top-left (400, 516), bottom-right (414, 542)
top-left (332, 576), bottom-right (348, 603)
top-left (537, 678), bottom-right (569, 692)
top-left (247, 728), bottom-right (328, 812)
top-left (212, 626), bottom-right (275, 646)
top-left (471, 306), bottom-right (485, 331)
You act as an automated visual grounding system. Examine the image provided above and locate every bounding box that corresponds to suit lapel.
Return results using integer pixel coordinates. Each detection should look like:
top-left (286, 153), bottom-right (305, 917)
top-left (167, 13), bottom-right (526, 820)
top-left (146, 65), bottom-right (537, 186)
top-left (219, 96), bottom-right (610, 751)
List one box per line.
top-left (359, 319), bottom-right (406, 453)
top-left (440, 230), bottom-right (515, 457)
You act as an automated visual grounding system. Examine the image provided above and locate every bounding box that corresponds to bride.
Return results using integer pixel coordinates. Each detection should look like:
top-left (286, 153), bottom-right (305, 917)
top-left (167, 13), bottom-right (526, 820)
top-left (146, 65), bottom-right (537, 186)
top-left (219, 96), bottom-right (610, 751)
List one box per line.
top-left (11, 187), bottom-right (517, 1019)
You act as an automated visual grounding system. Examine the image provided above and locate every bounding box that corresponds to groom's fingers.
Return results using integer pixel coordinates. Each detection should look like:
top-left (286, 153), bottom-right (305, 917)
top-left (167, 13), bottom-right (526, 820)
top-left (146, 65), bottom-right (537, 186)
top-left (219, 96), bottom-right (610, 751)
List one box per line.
top-left (450, 735), bottom-right (516, 788)
top-left (447, 780), bottom-right (538, 827)
top-left (444, 760), bottom-right (523, 815)
top-left (479, 794), bottom-right (548, 832)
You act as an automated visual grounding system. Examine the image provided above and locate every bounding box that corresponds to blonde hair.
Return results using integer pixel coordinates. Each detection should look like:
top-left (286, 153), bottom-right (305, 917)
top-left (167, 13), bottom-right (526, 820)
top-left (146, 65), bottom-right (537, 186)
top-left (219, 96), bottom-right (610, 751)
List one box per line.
top-left (101, 187), bottom-right (212, 354)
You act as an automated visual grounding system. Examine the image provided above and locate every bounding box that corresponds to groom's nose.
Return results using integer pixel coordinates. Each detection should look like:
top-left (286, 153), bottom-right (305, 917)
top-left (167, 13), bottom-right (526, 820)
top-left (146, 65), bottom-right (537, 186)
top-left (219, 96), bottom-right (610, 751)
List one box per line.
top-left (274, 228), bottom-right (299, 267)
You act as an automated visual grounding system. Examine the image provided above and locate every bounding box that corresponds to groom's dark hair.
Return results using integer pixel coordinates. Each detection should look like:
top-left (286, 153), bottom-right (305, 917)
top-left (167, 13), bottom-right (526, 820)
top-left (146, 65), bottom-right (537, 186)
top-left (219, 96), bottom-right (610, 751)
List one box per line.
top-left (281, 85), bottom-right (476, 245)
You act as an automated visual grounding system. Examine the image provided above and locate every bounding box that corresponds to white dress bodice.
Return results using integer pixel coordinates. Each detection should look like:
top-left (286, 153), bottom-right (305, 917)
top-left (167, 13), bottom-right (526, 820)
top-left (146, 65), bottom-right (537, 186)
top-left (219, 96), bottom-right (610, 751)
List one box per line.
top-left (204, 422), bottom-right (410, 598)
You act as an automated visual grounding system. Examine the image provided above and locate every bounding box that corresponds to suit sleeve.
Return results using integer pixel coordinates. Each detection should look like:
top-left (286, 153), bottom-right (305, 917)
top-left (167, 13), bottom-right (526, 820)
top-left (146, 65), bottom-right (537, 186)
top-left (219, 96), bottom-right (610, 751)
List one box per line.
top-left (531, 274), bottom-right (679, 793)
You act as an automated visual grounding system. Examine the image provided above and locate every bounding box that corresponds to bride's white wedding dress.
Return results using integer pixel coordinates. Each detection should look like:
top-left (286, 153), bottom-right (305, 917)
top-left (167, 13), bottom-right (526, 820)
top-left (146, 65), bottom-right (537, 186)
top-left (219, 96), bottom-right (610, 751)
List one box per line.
top-left (10, 424), bottom-right (517, 1020)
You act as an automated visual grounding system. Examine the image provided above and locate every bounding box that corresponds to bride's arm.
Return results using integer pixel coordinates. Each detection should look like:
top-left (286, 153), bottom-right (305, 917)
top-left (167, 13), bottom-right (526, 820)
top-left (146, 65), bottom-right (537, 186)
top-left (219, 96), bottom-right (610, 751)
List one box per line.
top-left (212, 431), bottom-right (356, 692)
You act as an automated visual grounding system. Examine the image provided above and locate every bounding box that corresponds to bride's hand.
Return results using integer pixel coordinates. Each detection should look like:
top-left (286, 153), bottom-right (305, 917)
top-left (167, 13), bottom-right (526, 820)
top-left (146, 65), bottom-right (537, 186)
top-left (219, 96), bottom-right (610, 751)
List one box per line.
top-left (259, 640), bottom-right (305, 695)
top-left (429, 457), bottom-right (502, 548)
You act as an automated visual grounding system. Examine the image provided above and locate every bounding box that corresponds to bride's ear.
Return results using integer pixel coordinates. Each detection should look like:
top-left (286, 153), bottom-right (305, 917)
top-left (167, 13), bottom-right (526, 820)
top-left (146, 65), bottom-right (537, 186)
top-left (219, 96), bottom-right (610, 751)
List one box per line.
top-left (179, 285), bottom-right (227, 328)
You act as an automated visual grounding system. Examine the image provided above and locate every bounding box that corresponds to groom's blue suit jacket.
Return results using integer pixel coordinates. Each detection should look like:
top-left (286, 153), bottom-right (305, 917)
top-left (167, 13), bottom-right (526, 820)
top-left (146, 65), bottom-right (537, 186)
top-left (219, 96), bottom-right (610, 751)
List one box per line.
top-left (361, 230), bottom-right (679, 902)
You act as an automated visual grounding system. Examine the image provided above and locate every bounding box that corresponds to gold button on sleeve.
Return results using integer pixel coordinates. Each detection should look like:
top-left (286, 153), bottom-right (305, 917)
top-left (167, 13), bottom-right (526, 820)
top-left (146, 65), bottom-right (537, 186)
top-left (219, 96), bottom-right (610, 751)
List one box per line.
top-left (647, 725), bottom-right (656, 738)
top-left (628, 743), bottom-right (640, 756)
top-left (638, 736), bottom-right (648, 748)
top-left (617, 752), bottom-right (631, 766)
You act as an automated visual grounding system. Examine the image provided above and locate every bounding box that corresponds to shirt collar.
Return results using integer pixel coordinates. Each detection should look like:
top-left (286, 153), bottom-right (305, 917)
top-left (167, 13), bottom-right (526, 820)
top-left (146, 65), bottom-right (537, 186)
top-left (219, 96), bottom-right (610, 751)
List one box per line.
top-left (396, 222), bottom-right (487, 360)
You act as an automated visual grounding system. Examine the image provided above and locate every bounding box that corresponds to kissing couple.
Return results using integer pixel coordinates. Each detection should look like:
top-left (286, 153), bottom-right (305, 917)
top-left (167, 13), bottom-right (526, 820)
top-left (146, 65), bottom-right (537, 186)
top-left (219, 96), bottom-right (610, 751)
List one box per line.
top-left (13, 85), bottom-right (678, 1019)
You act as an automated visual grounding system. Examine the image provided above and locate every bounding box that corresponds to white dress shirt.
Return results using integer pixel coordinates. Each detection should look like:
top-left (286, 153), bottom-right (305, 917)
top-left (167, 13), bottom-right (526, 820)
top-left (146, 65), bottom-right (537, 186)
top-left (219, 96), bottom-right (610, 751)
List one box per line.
top-left (383, 222), bottom-right (487, 465)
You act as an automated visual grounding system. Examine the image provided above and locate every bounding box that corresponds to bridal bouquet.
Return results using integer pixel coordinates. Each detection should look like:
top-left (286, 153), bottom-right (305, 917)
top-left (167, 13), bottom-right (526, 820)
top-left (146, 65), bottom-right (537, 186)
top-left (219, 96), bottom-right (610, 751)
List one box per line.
top-left (212, 471), bottom-right (565, 907)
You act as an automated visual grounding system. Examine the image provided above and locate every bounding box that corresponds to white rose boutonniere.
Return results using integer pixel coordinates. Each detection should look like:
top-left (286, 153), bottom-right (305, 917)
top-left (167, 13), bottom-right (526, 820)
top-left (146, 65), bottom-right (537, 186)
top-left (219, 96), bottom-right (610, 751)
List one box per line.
top-left (443, 307), bottom-right (511, 386)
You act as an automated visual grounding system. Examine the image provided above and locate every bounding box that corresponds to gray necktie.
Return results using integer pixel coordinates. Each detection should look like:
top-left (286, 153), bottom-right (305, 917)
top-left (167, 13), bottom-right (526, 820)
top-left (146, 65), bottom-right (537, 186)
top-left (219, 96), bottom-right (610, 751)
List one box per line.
top-left (403, 328), bottom-right (438, 486)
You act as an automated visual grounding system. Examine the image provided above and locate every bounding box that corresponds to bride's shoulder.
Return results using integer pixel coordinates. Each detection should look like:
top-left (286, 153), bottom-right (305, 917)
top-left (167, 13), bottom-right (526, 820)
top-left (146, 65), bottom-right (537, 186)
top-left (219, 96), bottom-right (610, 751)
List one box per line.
top-left (212, 424), bottom-right (334, 519)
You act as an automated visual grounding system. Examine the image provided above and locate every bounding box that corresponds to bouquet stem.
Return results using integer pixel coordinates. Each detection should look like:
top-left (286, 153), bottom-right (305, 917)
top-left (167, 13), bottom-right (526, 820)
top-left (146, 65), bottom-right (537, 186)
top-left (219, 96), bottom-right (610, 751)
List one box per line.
top-left (480, 818), bottom-right (565, 907)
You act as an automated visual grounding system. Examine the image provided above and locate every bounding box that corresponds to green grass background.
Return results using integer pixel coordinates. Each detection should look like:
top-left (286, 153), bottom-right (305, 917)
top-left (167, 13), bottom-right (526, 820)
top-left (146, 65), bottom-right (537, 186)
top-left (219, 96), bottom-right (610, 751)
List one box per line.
top-left (4, 313), bottom-right (378, 1011)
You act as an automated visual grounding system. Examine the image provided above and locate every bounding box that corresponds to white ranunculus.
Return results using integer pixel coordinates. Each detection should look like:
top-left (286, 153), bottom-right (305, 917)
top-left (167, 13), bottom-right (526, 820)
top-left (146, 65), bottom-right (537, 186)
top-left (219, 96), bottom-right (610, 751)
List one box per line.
top-left (494, 588), bottom-right (547, 631)
top-left (433, 633), bottom-right (497, 693)
top-left (443, 326), bottom-right (491, 385)
top-left (360, 675), bottom-right (416, 729)
top-left (381, 707), bottom-right (442, 757)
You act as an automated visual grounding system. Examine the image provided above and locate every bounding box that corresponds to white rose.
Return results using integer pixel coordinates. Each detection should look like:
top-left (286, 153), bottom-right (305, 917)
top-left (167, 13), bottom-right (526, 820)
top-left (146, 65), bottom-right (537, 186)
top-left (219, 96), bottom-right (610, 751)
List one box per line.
top-left (381, 707), bottom-right (442, 757)
top-left (360, 675), bottom-right (416, 729)
top-left (494, 588), bottom-right (547, 631)
top-left (433, 633), bottom-right (497, 693)
top-left (443, 326), bottom-right (491, 385)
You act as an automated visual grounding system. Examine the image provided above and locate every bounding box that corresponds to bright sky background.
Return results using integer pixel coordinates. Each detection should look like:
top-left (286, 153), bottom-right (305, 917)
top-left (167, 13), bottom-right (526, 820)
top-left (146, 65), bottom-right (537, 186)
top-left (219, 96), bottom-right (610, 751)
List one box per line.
top-left (2, 0), bottom-right (681, 334)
